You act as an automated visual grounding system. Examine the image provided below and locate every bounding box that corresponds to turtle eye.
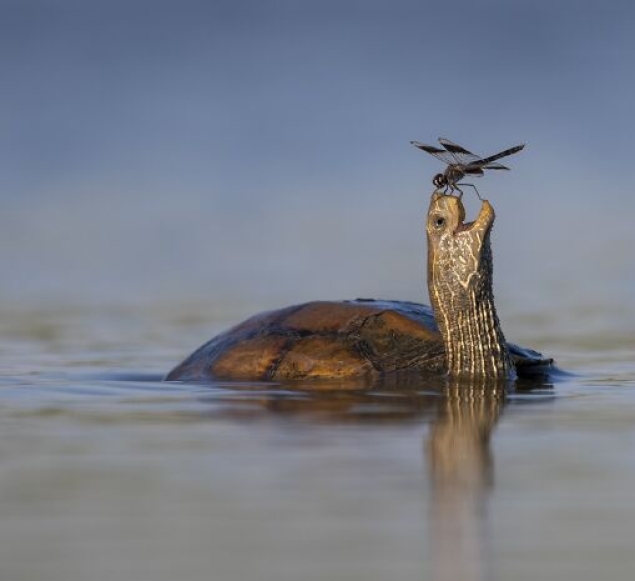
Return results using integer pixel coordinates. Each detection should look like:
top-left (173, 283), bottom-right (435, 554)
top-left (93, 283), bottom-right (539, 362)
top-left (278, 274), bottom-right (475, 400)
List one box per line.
top-left (434, 216), bottom-right (446, 229)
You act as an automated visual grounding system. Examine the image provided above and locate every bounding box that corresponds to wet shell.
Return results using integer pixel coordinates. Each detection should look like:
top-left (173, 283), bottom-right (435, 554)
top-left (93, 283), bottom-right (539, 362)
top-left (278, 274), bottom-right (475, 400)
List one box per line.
top-left (166, 299), bottom-right (550, 382)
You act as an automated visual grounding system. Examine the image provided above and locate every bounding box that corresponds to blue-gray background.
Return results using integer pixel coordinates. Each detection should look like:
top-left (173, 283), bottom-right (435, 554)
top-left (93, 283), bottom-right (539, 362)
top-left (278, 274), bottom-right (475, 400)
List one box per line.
top-left (2, 0), bottom-right (633, 341)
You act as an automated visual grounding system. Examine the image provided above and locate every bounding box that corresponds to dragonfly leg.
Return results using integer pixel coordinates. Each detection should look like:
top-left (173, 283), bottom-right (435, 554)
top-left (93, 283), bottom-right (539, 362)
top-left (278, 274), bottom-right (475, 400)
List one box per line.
top-left (458, 182), bottom-right (483, 201)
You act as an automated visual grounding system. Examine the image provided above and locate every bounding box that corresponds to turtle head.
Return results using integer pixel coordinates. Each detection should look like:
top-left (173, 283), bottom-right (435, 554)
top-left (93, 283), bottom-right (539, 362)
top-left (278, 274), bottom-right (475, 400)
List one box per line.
top-left (426, 191), bottom-right (494, 286)
top-left (426, 192), bottom-right (512, 379)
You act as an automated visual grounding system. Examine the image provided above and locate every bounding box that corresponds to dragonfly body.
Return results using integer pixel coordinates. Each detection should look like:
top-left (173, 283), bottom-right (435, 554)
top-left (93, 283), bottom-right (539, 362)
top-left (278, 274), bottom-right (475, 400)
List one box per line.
top-left (411, 138), bottom-right (524, 198)
top-left (435, 166), bottom-right (470, 190)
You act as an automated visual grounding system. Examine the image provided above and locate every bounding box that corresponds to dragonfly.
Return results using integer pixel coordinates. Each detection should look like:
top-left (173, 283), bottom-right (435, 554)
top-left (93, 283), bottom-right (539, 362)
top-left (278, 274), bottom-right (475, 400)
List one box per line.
top-left (410, 137), bottom-right (525, 199)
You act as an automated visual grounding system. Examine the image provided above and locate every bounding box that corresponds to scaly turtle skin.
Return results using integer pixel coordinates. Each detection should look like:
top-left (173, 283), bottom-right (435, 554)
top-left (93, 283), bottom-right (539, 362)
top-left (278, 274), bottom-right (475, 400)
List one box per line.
top-left (166, 193), bottom-right (553, 382)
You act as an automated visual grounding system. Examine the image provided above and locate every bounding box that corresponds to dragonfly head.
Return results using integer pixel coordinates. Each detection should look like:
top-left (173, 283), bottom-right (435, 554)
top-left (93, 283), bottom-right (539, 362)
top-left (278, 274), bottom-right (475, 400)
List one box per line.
top-left (432, 173), bottom-right (447, 189)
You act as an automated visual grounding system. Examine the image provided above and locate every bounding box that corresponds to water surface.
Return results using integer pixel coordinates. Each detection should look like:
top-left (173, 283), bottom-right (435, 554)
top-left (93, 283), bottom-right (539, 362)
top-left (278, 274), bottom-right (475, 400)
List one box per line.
top-left (1, 302), bottom-right (634, 581)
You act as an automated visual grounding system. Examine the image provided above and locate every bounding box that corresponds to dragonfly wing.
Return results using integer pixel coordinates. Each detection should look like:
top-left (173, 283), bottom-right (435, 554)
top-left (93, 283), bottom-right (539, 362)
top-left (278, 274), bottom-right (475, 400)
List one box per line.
top-left (475, 144), bottom-right (525, 166)
top-left (438, 137), bottom-right (481, 165)
top-left (462, 167), bottom-right (485, 177)
top-left (483, 162), bottom-right (509, 170)
top-left (410, 141), bottom-right (457, 165)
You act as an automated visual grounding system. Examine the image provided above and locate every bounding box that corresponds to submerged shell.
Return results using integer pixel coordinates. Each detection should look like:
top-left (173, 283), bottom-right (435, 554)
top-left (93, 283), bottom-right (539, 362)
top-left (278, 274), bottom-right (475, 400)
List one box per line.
top-left (166, 299), bottom-right (551, 382)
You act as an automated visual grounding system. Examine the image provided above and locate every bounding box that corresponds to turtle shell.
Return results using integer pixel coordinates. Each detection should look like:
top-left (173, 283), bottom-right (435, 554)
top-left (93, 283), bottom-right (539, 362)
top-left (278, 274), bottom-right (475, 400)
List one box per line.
top-left (166, 299), bottom-right (552, 382)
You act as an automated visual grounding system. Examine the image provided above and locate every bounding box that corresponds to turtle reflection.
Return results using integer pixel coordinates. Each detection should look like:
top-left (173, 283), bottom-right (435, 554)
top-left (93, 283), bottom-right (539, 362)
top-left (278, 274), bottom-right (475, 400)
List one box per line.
top-left (427, 380), bottom-right (505, 581)
top-left (200, 375), bottom-right (550, 581)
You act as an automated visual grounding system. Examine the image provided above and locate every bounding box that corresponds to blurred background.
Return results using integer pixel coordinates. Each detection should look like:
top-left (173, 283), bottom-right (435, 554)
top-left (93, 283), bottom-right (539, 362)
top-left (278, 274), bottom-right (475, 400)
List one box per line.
top-left (1, 0), bottom-right (634, 346)
top-left (3, 4), bottom-right (635, 581)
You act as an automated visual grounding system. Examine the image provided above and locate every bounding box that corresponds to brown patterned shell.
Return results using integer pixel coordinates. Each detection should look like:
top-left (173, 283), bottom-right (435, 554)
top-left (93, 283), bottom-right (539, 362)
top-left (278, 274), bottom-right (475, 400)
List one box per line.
top-left (166, 299), bottom-right (445, 381)
top-left (166, 299), bottom-right (551, 382)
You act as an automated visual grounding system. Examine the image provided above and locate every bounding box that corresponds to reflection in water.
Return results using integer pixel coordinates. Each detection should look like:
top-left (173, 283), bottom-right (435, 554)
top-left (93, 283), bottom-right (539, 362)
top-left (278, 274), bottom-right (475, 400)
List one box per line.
top-left (427, 380), bottom-right (506, 581)
top-left (198, 374), bottom-right (548, 581)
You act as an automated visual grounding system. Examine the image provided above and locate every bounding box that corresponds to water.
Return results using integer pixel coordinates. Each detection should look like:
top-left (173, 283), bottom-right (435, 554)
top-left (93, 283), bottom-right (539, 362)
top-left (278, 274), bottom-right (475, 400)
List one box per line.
top-left (1, 301), bottom-right (634, 581)
top-left (4, 1), bottom-right (635, 578)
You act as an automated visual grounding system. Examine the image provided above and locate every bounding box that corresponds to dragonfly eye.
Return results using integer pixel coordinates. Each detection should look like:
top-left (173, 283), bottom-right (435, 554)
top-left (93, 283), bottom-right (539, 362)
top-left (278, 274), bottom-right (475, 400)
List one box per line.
top-left (433, 174), bottom-right (445, 188)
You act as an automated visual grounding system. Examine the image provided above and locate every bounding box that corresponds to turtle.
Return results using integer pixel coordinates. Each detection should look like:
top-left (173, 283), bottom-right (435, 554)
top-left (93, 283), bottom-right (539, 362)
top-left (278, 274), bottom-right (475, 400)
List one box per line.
top-left (166, 192), bottom-right (553, 383)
